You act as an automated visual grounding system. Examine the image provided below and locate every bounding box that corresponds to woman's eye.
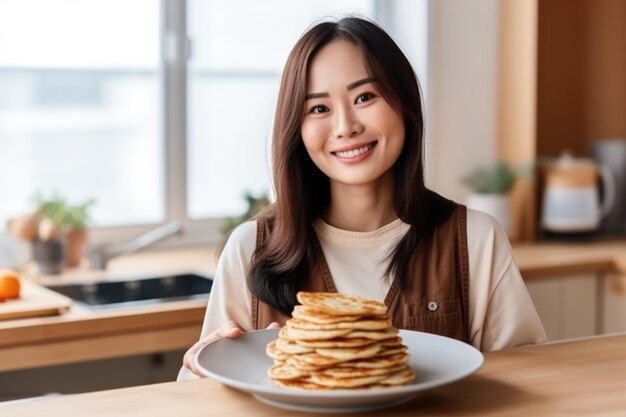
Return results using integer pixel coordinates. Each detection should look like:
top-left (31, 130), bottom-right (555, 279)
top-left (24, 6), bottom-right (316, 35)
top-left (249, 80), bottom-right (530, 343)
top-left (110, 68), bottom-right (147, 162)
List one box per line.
top-left (310, 105), bottom-right (329, 114)
top-left (355, 92), bottom-right (374, 104)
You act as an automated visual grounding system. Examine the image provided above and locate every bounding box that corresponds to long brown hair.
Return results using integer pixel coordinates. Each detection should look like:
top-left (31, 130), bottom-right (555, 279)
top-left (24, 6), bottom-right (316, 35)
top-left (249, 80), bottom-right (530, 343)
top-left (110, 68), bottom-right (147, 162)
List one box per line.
top-left (249, 17), bottom-right (454, 315)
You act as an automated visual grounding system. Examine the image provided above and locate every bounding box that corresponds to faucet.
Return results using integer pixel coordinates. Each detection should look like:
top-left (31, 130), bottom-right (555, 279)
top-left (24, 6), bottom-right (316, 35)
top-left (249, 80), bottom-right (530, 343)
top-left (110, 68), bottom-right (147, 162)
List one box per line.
top-left (89, 221), bottom-right (184, 269)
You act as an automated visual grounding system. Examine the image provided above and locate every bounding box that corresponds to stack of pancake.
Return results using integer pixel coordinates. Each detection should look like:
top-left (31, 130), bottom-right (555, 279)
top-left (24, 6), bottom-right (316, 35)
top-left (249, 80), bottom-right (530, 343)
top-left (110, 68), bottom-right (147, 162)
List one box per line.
top-left (266, 291), bottom-right (414, 390)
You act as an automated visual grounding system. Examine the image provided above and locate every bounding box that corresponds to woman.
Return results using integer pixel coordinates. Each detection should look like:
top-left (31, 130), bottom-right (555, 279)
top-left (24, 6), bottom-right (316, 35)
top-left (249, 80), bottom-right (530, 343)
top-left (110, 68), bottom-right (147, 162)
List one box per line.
top-left (179, 16), bottom-right (546, 379)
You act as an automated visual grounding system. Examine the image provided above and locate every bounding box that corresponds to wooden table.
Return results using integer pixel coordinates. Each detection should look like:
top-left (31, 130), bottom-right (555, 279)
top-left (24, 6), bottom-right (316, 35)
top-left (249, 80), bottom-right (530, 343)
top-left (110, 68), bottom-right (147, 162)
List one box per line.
top-left (3, 333), bottom-right (626, 416)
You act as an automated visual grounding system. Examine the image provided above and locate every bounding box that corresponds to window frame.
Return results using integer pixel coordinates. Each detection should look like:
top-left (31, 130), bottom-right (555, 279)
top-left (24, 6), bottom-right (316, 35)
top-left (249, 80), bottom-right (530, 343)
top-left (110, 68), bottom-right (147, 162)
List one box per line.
top-left (89, 0), bottom-right (223, 247)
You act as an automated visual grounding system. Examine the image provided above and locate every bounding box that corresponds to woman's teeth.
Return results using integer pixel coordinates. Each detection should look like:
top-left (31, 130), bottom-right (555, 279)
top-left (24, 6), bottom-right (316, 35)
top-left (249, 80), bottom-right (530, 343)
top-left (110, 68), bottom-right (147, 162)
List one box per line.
top-left (335, 143), bottom-right (374, 159)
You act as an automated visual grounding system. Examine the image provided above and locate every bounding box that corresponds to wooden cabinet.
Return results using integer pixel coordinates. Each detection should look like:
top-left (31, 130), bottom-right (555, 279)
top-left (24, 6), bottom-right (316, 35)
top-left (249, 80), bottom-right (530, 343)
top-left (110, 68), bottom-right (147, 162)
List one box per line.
top-left (526, 274), bottom-right (597, 340)
top-left (604, 274), bottom-right (626, 334)
top-left (536, 0), bottom-right (626, 156)
top-left (498, 0), bottom-right (626, 241)
top-left (526, 272), bottom-right (626, 341)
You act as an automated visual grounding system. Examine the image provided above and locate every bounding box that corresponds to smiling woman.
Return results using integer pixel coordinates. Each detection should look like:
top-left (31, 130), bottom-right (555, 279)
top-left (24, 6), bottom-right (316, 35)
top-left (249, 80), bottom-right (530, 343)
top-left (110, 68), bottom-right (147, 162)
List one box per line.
top-left (179, 16), bottom-right (546, 382)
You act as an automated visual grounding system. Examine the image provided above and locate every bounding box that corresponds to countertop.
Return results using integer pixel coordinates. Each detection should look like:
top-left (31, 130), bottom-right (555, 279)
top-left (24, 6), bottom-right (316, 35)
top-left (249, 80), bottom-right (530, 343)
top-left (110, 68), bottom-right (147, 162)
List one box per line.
top-left (0, 247), bottom-right (219, 372)
top-left (3, 332), bottom-right (626, 416)
top-left (512, 239), bottom-right (626, 279)
top-left (1, 240), bottom-right (626, 372)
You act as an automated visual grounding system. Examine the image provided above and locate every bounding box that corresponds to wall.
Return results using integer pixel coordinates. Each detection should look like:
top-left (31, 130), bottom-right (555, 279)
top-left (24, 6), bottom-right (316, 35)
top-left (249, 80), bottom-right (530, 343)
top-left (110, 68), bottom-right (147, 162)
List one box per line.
top-left (425, 0), bottom-right (500, 203)
top-left (426, 0), bottom-right (539, 241)
top-left (384, 0), bottom-right (429, 97)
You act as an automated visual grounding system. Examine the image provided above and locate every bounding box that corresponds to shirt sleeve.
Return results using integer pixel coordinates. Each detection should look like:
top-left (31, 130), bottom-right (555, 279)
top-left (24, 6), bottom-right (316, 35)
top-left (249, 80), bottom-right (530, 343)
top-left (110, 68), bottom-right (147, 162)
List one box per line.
top-left (177, 221), bottom-right (257, 381)
top-left (466, 209), bottom-right (547, 351)
top-left (197, 221), bottom-right (256, 339)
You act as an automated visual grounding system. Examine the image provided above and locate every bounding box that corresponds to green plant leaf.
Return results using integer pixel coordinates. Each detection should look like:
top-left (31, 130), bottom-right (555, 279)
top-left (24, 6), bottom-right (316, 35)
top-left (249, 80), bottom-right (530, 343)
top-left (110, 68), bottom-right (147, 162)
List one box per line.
top-left (33, 192), bottom-right (96, 232)
top-left (220, 191), bottom-right (269, 237)
top-left (462, 161), bottom-right (516, 194)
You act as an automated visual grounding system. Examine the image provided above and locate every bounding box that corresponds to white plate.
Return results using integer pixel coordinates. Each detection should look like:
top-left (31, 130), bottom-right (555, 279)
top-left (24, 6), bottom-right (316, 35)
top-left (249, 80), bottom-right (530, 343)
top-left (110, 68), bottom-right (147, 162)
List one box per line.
top-left (195, 329), bottom-right (484, 414)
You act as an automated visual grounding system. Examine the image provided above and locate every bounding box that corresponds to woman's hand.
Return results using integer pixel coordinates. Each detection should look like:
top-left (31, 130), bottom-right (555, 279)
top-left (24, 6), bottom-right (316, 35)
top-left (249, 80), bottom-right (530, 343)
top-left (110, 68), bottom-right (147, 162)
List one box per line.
top-left (182, 320), bottom-right (281, 377)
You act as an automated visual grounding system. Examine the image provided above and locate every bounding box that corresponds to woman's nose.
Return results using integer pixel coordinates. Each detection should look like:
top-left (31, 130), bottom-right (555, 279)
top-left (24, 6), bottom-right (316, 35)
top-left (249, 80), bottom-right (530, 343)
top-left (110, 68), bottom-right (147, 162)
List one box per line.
top-left (333, 107), bottom-right (364, 139)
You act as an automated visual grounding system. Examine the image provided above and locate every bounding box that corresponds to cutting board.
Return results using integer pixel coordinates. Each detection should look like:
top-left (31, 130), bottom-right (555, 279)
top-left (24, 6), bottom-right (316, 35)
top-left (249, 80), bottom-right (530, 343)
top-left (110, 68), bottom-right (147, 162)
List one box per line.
top-left (0, 279), bottom-right (72, 321)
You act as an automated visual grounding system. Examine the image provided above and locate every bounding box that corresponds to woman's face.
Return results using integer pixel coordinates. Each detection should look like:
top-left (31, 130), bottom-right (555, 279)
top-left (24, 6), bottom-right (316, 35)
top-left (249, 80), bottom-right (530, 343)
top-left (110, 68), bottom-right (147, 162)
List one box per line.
top-left (300, 39), bottom-right (405, 189)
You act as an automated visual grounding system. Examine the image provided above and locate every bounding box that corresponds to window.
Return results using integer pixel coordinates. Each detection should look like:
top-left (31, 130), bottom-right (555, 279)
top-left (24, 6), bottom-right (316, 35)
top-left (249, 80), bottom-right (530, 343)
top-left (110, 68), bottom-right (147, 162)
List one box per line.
top-left (0, 1), bottom-right (427, 245)
top-left (0, 0), bottom-right (162, 227)
top-left (186, 0), bottom-right (376, 219)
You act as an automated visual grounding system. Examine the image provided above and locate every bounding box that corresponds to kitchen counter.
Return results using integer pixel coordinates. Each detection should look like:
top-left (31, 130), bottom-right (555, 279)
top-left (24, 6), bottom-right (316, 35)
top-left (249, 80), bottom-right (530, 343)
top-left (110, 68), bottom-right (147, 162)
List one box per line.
top-left (0, 247), bottom-right (219, 372)
top-left (1, 240), bottom-right (626, 373)
top-left (3, 332), bottom-right (626, 416)
top-left (512, 239), bottom-right (626, 279)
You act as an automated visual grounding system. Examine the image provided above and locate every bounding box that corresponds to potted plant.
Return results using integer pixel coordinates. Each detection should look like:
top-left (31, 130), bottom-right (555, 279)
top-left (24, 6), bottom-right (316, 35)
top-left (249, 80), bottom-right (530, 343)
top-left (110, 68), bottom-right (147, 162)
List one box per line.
top-left (8, 193), bottom-right (95, 273)
top-left (462, 161), bottom-right (516, 234)
top-left (219, 192), bottom-right (269, 250)
top-left (34, 193), bottom-right (95, 268)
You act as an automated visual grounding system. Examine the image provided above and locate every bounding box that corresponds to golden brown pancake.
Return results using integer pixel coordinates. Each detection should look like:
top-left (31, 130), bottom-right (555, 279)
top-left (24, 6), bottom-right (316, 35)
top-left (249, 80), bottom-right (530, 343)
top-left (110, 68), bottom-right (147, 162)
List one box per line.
top-left (318, 364), bottom-right (407, 378)
top-left (275, 337), bottom-right (314, 354)
top-left (296, 337), bottom-right (378, 348)
top-left (274, 378), bottom-right (328, 390)
top-left (296, 292), bottom-right (388, 316)
top-left (314, 344), bottom-right (381, 361)
top-left (268, 363), bottom-right (307, 380)
top-left (338, 352), bottom-right (409, 369)
top-left (281, 325), bottom-right (353, 341)
top-left (292, 305), bottom-right (362, 324)
top-left (266, 291), bottom-right (414, 391)
top-left (287, 317), bottom-right (392, 331)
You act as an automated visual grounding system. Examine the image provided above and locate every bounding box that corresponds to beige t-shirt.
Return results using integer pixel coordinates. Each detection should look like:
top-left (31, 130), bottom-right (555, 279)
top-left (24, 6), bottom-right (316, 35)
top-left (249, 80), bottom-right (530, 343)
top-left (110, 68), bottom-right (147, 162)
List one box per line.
top-left (177, 209), bottom-right (547, 380)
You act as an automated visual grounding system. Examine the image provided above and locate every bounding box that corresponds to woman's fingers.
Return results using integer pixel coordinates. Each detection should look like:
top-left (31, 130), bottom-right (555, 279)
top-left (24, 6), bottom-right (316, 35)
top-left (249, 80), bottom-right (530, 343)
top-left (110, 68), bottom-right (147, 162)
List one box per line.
top-left (222, 321), bottom-right (244, 338)
top-left (182, 321), bottom-right (280, 376)
top-left (183, 321), bottom-right (245, 376)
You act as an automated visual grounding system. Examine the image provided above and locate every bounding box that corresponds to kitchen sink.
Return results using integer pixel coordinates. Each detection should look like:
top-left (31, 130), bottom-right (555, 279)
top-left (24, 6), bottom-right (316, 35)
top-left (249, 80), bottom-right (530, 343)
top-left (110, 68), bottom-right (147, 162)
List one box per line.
top-left (44, 273), bottom-right (213, 310)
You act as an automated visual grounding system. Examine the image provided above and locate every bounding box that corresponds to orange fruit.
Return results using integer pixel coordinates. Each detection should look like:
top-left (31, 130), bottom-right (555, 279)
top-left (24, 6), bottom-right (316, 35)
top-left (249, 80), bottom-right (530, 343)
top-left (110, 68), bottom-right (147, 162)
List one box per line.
top-left (0, 269), bottom-right (21, 299)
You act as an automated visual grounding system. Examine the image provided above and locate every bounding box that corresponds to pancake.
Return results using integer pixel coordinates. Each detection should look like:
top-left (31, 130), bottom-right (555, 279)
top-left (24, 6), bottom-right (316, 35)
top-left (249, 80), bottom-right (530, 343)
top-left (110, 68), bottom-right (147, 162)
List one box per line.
top-left (338, 352), bottom-right (409, 369)
top-left (275, 337), bottom-right (314, 354)
top-left (343, 328), bottom-right (399, 340)
top-left (292, 305), bottom-right (362, 324)
top-left (266, 340), bottom-right (290, 361)
top-left (266, 291), bottom-right (414, 390)
top-left (308, 373), bottom-right (388, 388)
top-left (296, 292), bottom-right (388, 316)
top-left (314, 343), bottom-right (381, 361)
top-left (268, 363), bottom-right (306, 380)
top-left (287, 317), bottom-right (392, 331)
top-left (296, 337), bottom-right (378, 348)
top-left (274, 378), bottom-right (328, 390)
top-left (318, 364), bottom-right (407, 379)
top-left (281, 325), bottom-right (353, 341)
top-left (379, 367), bottom-right (416, 385)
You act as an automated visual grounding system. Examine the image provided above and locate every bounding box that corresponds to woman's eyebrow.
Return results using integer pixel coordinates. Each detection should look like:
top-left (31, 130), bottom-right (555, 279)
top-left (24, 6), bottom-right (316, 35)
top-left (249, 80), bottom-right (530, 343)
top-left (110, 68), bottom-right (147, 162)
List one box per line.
top-left (305, 92), bottom-right (329, 100)
top-left (305, 77), bottom-right (376, 100)
top-left (347, 77), bottom-right (376, 90)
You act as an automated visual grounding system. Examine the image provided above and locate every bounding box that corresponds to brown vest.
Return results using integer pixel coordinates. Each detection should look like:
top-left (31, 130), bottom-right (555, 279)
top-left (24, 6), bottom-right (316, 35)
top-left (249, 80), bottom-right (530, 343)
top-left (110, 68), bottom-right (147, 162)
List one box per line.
top-left (251, 205), bottom-right (470, 343)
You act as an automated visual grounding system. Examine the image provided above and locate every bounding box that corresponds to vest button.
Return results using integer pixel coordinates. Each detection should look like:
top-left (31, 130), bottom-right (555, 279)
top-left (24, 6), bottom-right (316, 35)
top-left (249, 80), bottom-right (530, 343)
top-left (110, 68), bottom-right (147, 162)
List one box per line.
top-left (427, 301), bottom-right (439, 311)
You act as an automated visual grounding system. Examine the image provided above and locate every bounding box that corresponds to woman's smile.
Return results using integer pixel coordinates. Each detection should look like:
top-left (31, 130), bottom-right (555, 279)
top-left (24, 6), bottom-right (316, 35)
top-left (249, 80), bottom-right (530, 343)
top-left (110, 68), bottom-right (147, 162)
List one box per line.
top-left (332, 141), bottom-right (377, 163)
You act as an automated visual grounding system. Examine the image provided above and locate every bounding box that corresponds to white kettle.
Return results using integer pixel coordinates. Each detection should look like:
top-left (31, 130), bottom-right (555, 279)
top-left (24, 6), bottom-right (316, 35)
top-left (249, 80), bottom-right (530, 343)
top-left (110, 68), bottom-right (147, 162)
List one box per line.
top-left (541, 153), bottom-right (616, 233)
